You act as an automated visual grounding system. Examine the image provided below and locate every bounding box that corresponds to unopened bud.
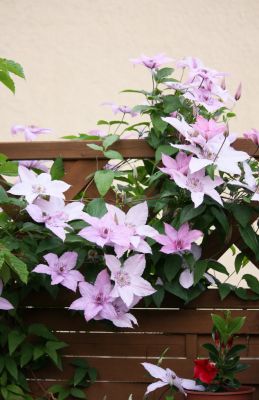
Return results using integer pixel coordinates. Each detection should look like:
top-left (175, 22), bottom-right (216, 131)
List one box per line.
top-left (221, 78), bottom-right (226, 90)
top-left (235, 82), bottom-right (242, 101)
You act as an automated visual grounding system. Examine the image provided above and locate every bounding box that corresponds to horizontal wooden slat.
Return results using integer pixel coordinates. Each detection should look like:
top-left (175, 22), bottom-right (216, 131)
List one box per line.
top-left (0, 140), bottom-right (154, 160)
top-left (21, 309), bottom-right (259, 334)
top-left (20, 288), bottom-right (259, 309)
top-left (56, 332), bottom-right (185, 357)
top-left (29, 357), bottom-right (259, 384)
top-left (1, 138), bottom-right (258, 160)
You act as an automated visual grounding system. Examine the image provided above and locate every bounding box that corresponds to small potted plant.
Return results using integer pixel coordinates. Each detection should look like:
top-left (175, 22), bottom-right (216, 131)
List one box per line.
top-left (142, 311), bottom-right (255, 399)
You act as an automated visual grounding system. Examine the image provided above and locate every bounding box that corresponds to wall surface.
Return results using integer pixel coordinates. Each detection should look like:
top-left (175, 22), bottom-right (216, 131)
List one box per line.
top-left (0, 0), bottom-right (259, 141)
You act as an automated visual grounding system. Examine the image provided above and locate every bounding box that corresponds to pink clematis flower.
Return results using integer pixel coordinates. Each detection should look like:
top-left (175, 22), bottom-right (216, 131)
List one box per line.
top-left (170, 134), bottom-right (249, 175)
top-left (106, 202), bottom-right (158, 257)
top-left (32, 252), bottom-right (84, 292)
top-left (110, 297), bottom-right (138, 328)
top-left (0, 280), bottom-right (14, 311)
top-left (103, 102), bottom-right (138, 117)
top-left (18, 160), bottom-right (49, 173)
top-left (172, 169), bottom-right (223, 208)
top-left (11, 124), bottom-right (51, 141)
top-left (26, 197), bottom-right (86, 241)
top-left (142, 362), bottom-right (205, 395)
top-left (69, 269), bottom-right (117, 322)
top-left (160, 152), bottom-right (191, 178)
top-left (79, 212), bottom-right (117, 247)
top-left (244, 129), bottom-right (259, 146)
top-left (8, 166), bottom-right (70, 203)
top-left (105, 254), bottom-right (156, 307)
top-left (176, 56), bottom-right (204, 70)
top-left (155, 223), bottom-right (203, 255)
top-left (130, 53), bottom-right (172, 69)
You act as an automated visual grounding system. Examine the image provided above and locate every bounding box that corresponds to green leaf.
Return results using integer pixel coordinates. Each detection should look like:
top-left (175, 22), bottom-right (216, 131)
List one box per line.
top-left (87, 143), bottom-right (103, 151)
top-left (235, 253), bottom-right (246, 274)
top-left (155, 145), bottom-right (177, 162)
top-left (104, 150), bottom-right (123, 160)
top-left (20, 344), bottom-right (33, 368)
top-left (0, 161), bottom-right (18, 176)
top-left (28, 323), bottom-right (57, 340)
top-left (194, 260), bottom-right (208, 284)
top-left (152, 287), bottom-right (165, 307)
top-left (102, 134), bottom-right (119, 150)
top-left (179, 204), bottom-right (205, 224)
top-left (0, 59), bottom-right (25, 78)
top-left (94, 170), bottom-right (114, 196)
top-left (211, 207), bottom-right (229, 234)
top-left (163, 95), bottom-right (181, 113)
top-left (50, 157), bottom-right (64, 180)
top-left (57, 388), bottom-right (70, 400)
top-left (3, 250), bottom-right (28, 283)
top-left (86, 198), bottom-right (107, 217)
top-left (239, 226), bottom-right (259, 256)
top-left (208, 260), bottom-right (229, 276)
top-left (206, 164), bottom-right (216, 180)
top-left (70, 388), bottom-right (86, 399)
top-left (155, 67), bottom-right (174, 82)
top-left (73, 367), bottom-right (87, 386)
top-left (202, 343), bottom-right (219, 357)
top-left (5, 357), bottom-right (18, 379)
top-left (8, 331), bottom-right (26, 355)
top-left (231, 204), bottom-right (252, 227)
top-left (165, 281), bottom-right (188, 301)
top-left (243, 274), bottom-right (259, 294)
top-left (228, 316), bottom-right (246, 336)
top-left (0, 71), bottom-right (15, 93)
top-left (164, 254), bottom-right (182, 281)
top-left (151, 113), bottom-right (168, 133)
top-left (218, 283), bottom-right (232, 300)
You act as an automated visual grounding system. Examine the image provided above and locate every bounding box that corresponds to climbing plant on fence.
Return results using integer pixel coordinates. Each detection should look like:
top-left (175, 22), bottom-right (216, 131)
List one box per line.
top-left (0, 54), bottom-right (258, 399)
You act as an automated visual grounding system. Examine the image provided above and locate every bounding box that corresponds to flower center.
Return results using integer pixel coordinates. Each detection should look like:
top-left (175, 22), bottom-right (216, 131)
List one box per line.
top-left (186, 177), bottom-right (203, 192)
top-left (95, 293), bottom-right (104, 305)
top-left (44, 211), bottom-right (68, 226)
top-left (32, 184), bottom-right (46, 194)
top-left (115, 270), bottom-right (131, 287)
top-left (100, 227), bottom-right (109, 238)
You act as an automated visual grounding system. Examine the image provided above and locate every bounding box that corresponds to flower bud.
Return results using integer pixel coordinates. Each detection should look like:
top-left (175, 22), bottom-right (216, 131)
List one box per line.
top-left (234, 82), bottom-right (242, 100)
top-left (221, 78), bottom-right (226, 90)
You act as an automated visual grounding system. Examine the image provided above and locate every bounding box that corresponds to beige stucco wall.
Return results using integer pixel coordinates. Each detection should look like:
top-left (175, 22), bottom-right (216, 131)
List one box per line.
top-left (0, 0), bottom-right (259, 141)
top-left (0, 0), bottom-right (258, 283)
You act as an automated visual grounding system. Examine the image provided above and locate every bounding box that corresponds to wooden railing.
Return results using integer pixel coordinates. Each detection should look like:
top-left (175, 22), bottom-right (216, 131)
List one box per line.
top-left (1, 139), bottom-right (259, 400)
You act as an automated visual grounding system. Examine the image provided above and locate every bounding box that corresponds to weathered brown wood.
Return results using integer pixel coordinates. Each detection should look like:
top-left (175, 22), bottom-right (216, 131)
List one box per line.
top-left (21, 308), bottom-right (259, 334)
top-left (1, 138), bottom-right (258, 160)
top-left (20, 287), bottom-right (259, 308)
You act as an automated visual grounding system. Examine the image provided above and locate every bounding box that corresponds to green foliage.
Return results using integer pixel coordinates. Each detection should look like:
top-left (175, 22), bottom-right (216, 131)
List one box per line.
top-left (0, 58), bottom-right (25, 93)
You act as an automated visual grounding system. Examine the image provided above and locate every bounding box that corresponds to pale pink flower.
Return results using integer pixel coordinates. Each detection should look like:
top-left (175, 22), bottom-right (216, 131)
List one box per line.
top-left (32, 252), bottom-right (84, 292)
top-left (11, 124), bottom-right (51, 141)
top-left (160, 152), bottom-right (191, 178)
top-left (0, 280), bottom-right (14, 311)
top-left (103, 102), bottom-right (138, 117)
top-left (18, 160), bottom-right (49, 172)
top-left (110, 298), bottom-right (138, 328)
top-left (171, 134), bottom-right (249, 175)
top-left (69, 269), bottom-right (117, 322)
top-left (172, 169), bottom-right (224, 208)
top-left (8, 166), bottom-right (70, 203)
top-left (142, 362), bottom-right (205, 395)
top-left (130, 53), bottom-right (172, 69)
top-left (26, 197), bottom-right (86, 241)
top-left (79, 212), bottom-right (117, 247)
top-left (191, 115), bottom-right (226, 145)
top-left (155, 223), bottom-right (203, 254)
top-left (106, 202), bottom-right (158, 257)
top-left (105, 254), bottom-right (156, 307)
top-left (244, 128), bottom-right (259, 146)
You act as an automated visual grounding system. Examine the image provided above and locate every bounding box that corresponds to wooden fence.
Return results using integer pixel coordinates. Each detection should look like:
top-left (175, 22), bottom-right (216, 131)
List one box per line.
top-left (1, 139), bottom-right (259, 400)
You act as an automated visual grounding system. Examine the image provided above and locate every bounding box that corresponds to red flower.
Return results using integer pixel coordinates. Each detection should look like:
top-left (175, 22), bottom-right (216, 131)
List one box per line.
top-left (194, 359), bottom-right (218, 384)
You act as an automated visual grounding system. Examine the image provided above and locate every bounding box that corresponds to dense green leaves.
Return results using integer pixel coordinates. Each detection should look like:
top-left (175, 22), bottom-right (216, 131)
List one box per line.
top-left (94, 170), bottom-right (114, 196)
